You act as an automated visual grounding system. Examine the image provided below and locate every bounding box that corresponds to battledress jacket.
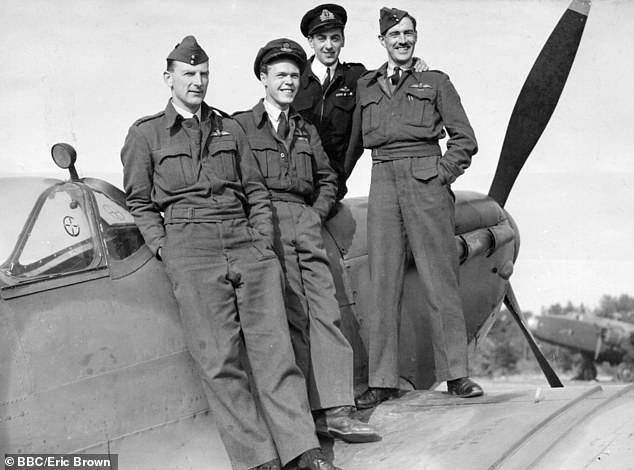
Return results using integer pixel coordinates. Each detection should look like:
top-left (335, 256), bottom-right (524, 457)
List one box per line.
top-left (345, 66), bottom-right (478, 184)
top-left (233, 99), bottom-right (338, 221)
top-left (121, 101), bottom-right (273, 255)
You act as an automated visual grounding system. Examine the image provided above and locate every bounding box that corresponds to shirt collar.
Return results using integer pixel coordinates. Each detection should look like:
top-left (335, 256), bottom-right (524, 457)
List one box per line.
top-left (171, 100), bottom-right (202, 121)
top-left (387, 62), bottom-right (412, 77)
top-left (263, 98), bottom-right (288, 130)
top-left (311, 58), bottom-right (338, 85)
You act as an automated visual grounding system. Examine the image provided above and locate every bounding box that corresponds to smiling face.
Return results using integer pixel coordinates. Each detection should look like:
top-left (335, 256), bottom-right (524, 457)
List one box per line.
top-left (163, 61), bottom-right (209, 113)
top-left (260, 59), bottom-right (301, 110)
top-left (308, 27), bottom-right (345, 68)
top-left (380, 16), bottom-right (417, 68)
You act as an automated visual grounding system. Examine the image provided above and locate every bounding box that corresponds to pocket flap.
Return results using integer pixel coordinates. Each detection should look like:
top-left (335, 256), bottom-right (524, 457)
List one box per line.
top-left (154, 145), bottom-right (192, 163)
top-left (359, 91), bottom-right (383, 108)
top-left (249, 138), bottom-right (278, 152)
top-left (406, 88), bottom-right (435, 101)
top-left (411, 156), bottom-right (439, 181)
top-left (208, 137), bottom-right (236, 155)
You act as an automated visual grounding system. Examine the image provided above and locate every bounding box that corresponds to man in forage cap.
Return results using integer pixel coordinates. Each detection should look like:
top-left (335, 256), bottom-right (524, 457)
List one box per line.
top-left (294, 4), bottom-right (428, 204)
top-left (234, 38), bottom-right (382, 460)
top-left (345, 8), bottom-right (484, 409)
top-left (121, 35), bottom-right (328, 470)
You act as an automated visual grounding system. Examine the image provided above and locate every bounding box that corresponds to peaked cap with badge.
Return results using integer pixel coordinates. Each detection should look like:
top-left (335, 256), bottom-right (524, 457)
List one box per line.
top-left (166, 35), bottom-right (209, 65)
top-left (253, 38), bottom-right (308, 78)
top-left (379, 7), bottom-right (416, 35)
top-left (300, 3), bottom-right (347, 37)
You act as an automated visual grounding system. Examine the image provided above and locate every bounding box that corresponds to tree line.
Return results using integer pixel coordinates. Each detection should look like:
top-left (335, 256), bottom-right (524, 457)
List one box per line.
top-left (471, 293), bottom-right (634, 378)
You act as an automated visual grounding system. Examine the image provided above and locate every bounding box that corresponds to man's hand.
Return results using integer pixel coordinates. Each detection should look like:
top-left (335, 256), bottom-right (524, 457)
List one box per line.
top-left (413, 57), bottom-right (429, 72)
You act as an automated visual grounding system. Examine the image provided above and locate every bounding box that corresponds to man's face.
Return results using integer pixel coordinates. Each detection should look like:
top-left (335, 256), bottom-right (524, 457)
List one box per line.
top-left (163, 61), bottom-right (209, 113)
top-left (380, 17), bottom-right (417, 66)
top-left (308, 27), bottom-right (345, 67)
top-left (261, 60), bottom-right (300, 109)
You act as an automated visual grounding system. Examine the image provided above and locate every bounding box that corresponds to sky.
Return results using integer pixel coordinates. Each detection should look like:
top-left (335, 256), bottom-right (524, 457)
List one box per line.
top-left (1, 0), bottom-right (633, 314)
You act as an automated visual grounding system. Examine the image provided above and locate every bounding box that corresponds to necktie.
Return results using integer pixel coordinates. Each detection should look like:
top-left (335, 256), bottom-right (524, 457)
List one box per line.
top-left (183, 115), bottom-right (199, 126)
top-left (277, 112), bottom-right (289, 140)
top-left (182, 116), bottom-right (201, 161)
top-left (322, 68), bottom-right (331, 92)
top-left (390, 67), bottom-right (401, 86)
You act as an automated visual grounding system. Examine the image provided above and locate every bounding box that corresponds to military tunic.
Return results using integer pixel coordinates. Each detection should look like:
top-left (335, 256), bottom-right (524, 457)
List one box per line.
top-left (293, 57), bottom-right (366, 200)
top-left (121, 101), bottom-right (318, 469)
top-left (351, 67), bottom-right (478, 388)
top-left (234, 100), bottom-right (355, 411)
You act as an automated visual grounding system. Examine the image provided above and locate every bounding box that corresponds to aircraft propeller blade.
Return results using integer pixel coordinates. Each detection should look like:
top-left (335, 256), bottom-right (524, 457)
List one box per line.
top-left (504, 284), bottom-right (564, 387)
top-left (593, 333), bottom-right (603, 360)
top-left (488, 0), bottom-right (591, 207)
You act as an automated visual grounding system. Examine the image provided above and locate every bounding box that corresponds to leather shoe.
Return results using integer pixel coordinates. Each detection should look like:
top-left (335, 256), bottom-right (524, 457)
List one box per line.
top-left (447, 377), bottom-right (484, 398)
top-left (315, 406), bottom-right (381, 443)
top-left (296, 449), bottom-right (341, 470)
top-left (355, 387), bottom-right (399, 409)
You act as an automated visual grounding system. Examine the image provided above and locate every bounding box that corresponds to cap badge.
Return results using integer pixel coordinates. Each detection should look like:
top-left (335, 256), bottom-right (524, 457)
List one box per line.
top-left (320, 9), bottom-right (335, 21)
top-left (281, 42), bottom-right (292, 52)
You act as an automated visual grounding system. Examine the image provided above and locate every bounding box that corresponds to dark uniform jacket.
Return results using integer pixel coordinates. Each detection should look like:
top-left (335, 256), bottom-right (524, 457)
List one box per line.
top-left (121, 101), bottom-right (273, 255)
top-left (233, 99), bottom-right (338, 221)
top-left (293, 57), bottom-right (366, 198)
top-left (345, 66), bottom-right (478, 184)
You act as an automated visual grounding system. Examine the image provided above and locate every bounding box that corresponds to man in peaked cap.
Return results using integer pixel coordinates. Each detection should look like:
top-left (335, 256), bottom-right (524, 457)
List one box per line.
top-left (294, 3), bottom-right (427, 203)
top-left (121, 35), bottom-right (327, 470)
top-left (234, 38), bottom-right (381, 454)
top-left (345, 8), bottom-right (484, 409)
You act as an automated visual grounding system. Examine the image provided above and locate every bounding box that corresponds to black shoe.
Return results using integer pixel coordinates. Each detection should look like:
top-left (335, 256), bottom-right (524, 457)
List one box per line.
top-left (315, 406), bottom-right (382, 443)
top-left (296, 449), bottom-right (341, 470)
top-left (251, 458), bottom-right (281, 470)
top-left (447, 377), bottom-right (484, 398)
top-left (355, 387), bottom-right (399, 409)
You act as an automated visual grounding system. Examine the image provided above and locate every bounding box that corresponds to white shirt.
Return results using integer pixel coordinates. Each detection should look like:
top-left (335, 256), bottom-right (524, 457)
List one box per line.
top-left (311, 59), bottom-right (338, 85)
top-left (387, 63), bottom-right (412, 77)
top-left (263, 98), bottom-right (288, 132)
top-left (171, 100), bottom-right (202, 121)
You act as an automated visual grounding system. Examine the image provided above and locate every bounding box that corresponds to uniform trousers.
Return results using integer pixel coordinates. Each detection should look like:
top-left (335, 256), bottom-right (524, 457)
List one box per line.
top-left (161, 218), bottom-right (318, 469)
top-left (367, 158), bottom-right (469, 388)
top-left (271, 201), bottom-right (355, 410)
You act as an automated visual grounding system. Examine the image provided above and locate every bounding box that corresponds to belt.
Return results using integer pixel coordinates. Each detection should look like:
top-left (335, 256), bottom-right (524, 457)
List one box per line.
top-left (164, 206), bottom-right (246, 223)
top-left (269, 191), bottom-right (308, 205)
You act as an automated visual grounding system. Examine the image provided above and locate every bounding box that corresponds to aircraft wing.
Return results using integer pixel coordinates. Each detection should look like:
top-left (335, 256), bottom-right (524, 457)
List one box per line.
top-left (333, 383), bottom-right (634, 469)
top-left (74, 382), bottom-right (634, 469)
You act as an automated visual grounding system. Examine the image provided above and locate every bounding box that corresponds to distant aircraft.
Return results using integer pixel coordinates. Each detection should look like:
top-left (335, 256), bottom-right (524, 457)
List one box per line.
top-left (529, 313), bottom-right (634, 382)
top-left (1, 0), bottom-right (594, 466)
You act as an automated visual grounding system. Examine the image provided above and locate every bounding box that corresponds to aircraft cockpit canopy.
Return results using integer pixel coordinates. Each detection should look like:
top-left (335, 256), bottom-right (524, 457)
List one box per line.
top-left (0, 177), bottom-right (145, 289)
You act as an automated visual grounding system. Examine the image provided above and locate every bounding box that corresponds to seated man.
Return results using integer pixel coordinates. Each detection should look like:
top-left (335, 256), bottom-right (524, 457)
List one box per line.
top-left (121, 35), bottom-right (339, 470)
top-left (234, 38), bottom-right (380, 444)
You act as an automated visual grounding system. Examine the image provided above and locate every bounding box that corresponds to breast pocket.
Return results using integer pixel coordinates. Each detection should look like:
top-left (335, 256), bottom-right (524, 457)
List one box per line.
top-left (294, 139), bottom-right (315, 185)
top-left (153, 145), bottom-right (195, 191)
top-left (249, 138), bottom-right (282, 179)
top-left (204, 137), bottom-right (238, 181)
top-left (403, 88), bottom-right (436, 128)
top-left (359, 92), bottom-right (383, 135)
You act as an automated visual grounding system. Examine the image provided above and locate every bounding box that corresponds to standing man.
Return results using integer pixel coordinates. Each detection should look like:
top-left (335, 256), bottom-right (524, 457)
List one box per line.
top-left (293, 4), bottom-right (365, 201)
top-left (121, 36), bottom-right (338, 470)
top-left (233, 38), bottom-right (380, 444)
top-left (346, 8), bottom-right (484, 409)
top-left (294, 3), bottom-right (428, 201)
